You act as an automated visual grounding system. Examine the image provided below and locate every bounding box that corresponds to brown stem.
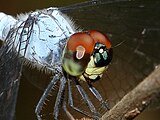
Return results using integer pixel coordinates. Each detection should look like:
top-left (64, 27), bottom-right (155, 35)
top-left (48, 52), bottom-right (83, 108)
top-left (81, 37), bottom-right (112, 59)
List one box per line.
top-left (100, 65), bottom-right (160, 120)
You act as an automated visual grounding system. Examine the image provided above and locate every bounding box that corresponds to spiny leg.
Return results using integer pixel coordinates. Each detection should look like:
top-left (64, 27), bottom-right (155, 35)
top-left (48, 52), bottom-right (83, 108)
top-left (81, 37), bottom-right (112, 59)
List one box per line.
top-left (88, 83), bottom-right (110, 110)
top-left (35, 74), bottom-right (59, 120)
top-left (67, 78), bottom-right (92, 118)
top-left (63, 99), bottom-right (75, 120)
top-left (53, 76), bottom-right (66, 120)
top-left (75, 79), bottom-right (100, 119)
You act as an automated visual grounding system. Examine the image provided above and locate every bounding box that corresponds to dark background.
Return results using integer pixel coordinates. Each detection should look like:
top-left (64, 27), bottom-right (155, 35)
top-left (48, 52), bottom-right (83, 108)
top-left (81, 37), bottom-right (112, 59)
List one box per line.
top-left (0, 0), bottom-right (160, 120)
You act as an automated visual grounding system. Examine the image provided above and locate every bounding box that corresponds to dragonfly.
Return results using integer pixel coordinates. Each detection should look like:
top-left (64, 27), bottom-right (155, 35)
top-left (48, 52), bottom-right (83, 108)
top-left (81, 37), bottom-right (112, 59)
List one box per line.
top-left (0, 0), bottom-right (160, 120)
top-left (0, 2), bottom-right (112, 120)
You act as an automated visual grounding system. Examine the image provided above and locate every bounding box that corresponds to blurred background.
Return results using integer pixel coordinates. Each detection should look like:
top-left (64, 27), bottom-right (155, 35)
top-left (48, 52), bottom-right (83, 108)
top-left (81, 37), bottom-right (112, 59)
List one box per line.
top-left (0, 0), bottom-right (160, 120)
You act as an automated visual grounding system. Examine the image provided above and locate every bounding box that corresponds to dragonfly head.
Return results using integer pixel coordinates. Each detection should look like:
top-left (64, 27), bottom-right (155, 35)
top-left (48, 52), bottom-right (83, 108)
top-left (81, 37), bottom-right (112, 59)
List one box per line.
top-left (62, 30), bottom-right (112, 81)
top-left (62, 32), bottom-right (95, 76)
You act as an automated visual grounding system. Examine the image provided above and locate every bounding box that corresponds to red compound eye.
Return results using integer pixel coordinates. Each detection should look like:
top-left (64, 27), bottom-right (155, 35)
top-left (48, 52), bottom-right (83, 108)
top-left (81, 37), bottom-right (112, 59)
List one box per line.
top-left (67, 32), bottom-right (95, 54)
top-left (88, 30), bottom-right (112, 49)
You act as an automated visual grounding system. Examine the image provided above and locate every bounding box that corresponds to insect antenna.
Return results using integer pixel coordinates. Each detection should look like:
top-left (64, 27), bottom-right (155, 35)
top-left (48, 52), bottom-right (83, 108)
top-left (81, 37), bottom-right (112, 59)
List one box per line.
top-left (112, 40), bottom-right (126, 48)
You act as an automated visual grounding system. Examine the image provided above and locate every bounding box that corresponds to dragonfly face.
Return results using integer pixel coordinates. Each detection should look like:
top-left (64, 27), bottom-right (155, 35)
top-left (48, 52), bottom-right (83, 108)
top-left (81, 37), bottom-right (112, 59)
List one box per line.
top-left (62, 30), bottom-right (112, 82)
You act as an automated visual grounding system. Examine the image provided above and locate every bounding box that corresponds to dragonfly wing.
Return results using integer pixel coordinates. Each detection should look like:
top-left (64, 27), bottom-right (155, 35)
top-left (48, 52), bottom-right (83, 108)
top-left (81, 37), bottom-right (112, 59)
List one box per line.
top-left (0, 25), bottom-right (22, 120)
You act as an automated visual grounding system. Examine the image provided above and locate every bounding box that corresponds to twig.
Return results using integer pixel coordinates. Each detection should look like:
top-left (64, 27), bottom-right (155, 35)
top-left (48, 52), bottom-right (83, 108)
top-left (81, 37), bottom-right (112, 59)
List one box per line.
top-left (100, 65), bottom-right (160, 120)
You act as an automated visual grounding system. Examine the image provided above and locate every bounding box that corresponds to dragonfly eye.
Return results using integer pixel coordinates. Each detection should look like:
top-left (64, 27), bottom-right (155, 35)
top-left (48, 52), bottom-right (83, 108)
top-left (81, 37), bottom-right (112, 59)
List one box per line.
top-left (88, 30), bottom-right (112, 67)
top-left (62, 32), bottom-right (95, 76)
top-left (93, 42), bottom-right (112, 67)
top-left (88, 30), bottom-right (111, 49)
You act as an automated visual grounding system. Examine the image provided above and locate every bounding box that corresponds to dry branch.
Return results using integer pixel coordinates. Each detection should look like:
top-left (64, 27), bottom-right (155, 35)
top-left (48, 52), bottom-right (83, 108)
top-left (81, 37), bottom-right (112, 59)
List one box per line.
top-left (100, 65), bottom-right (160, 120)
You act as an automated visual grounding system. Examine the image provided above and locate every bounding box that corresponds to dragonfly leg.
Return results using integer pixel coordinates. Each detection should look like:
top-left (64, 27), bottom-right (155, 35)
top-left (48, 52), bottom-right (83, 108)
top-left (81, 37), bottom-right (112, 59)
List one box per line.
top-left (63, 99), bottom-right (75, 120)
top-left (75, 79), bottom-right (100, 119)
top-left (52, 76), bottom-right (66, 120)
top-left (67, 78), bottom-right (93, 118)
top-left (88, 83), bottom-right (110, 110)
top-left (35, 74), bottom-right (59, 120)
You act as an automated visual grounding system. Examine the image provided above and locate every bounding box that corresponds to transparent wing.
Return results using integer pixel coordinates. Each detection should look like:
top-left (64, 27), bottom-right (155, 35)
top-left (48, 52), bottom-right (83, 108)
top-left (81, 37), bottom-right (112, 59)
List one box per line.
top-left (0, 27), bottom-right (22, 120)
top-left (0, 12), bottom-right (38, 120)
top-left (14, 0), bottom-right (160, 119)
